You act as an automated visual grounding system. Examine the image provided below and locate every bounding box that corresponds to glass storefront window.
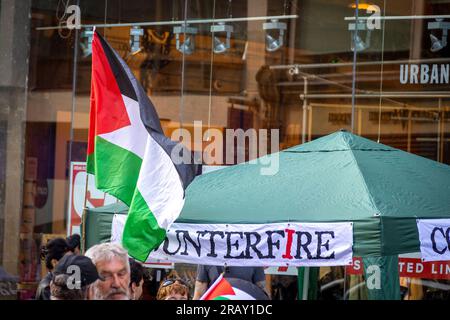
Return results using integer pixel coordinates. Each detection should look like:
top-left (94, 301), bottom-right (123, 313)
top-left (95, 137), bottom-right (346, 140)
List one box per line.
top-left (0, 0), bottom-right (448, 300)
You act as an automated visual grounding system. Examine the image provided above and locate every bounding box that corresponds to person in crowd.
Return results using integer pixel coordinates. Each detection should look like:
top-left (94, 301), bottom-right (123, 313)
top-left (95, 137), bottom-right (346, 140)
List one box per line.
top-left (156, 278), bottom-right (190, 300)
top-left (49, 254), bottom-right (103, 300)
top-left (35, 238), bottom-right (69, 300)
top-left (84, 242), bottom-right (131, 300)
top-left (129, 258), bottom-right (145, 300)
top-left (193, 265), bottom-right (267, 300)
top-left (66, 234), bottom-right (81, 255)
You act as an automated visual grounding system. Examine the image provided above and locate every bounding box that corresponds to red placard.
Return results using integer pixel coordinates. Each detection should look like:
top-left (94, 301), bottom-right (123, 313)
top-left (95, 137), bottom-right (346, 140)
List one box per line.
top-left (346, 257), bottom-right (450, 279)
top-left (346, 257), bottom-right (364, 275)
top-left (398, 258), bottom-right (450, 279)
top-left (67, 163), bottom-right (85, 235)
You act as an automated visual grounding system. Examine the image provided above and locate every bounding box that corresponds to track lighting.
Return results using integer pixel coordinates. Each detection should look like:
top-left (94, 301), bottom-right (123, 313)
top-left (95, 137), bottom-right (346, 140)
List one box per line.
top-left (428, 19), bottom-right (450, 52)
top-left (130, 26), bottom-right (144, 54)
top-left (263, 19), bottom-right (287, 52)
top-left (80, 27), bottom-right (94, 57)
top-left (211, 22), bottom-right (234, 54)
top-left (348, 19), bottom-right (371, 52)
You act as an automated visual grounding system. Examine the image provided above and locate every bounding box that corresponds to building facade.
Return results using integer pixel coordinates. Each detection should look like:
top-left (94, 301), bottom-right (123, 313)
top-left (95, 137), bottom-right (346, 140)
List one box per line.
top-left (0, 0), bottom-right (449, 299)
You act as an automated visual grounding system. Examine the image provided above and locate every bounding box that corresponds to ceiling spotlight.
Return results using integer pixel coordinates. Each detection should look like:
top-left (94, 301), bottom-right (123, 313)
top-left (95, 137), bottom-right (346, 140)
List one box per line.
top-left (348, 19), bottom-right (371, 52)
top-left (430, 34), bottom-right (446, 52)
top-left (173, 23), bottom-right (198, 55)
top-left (263, 19), bottom-right (287, 52)
top-left (353, 33), bottom-right (371, 52)
top-left (130, 26), bottom-right (144, 54)
top-left (428, 19), bottom-right (450, 52)
top-left (211, 22), bottom-right (234, 54)
top-left (80, 27), bottom-right (94, 57)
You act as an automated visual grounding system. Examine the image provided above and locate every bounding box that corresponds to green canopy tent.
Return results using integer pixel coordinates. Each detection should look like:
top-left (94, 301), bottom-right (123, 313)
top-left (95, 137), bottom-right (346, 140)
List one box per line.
top-left (83, 202), bottom-right (128, 251)
top-left (83, 130), bottom-right (450, 299)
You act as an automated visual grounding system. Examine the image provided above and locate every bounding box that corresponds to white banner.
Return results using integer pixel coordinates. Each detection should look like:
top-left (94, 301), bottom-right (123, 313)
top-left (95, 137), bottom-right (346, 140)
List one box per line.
top-left (111, 214), bottom-right (174, 269)
top-left (112, 216), bottom-right (353, 267)
top-left (417, 219), bottom-right (450, 262)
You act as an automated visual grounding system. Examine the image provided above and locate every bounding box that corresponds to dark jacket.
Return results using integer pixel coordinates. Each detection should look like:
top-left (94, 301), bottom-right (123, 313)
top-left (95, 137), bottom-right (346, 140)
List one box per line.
top-left (35, 272), bottom-right (52, 300)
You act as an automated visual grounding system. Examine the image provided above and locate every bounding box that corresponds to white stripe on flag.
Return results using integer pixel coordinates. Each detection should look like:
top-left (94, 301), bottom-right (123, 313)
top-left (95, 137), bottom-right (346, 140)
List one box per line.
top-left (136, 133), bottom-right (185, 229)
top-left (99, 95), bottom-right (147, 159)
top-left (111, 214), bottom-right (127, 243)
top-left (220, 288), bottom-right (256, 300)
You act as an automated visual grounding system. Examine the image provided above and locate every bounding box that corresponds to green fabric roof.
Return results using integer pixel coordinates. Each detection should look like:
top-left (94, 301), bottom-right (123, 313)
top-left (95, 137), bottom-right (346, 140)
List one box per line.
top-left (88, 202), bottom-right (128, 214)
top-left (177, 130), bottom-right (450, 256)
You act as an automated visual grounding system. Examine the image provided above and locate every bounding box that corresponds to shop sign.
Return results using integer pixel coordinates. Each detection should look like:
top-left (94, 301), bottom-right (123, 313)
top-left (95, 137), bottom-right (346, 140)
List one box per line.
top-left (328, 113), bottom-right (351, 125)
top-left (346, 256), bottom-right (450, 279)
top-left (131, 222), bottom-right (354, 267)
top-left (400, 64), bottom-right (449, 84)
top-left (368, 110), bottom-right (449, 122)
top-left (67, 162), bottom-right (116, 236)
top-left (417, 219), bottom-right (450, 262)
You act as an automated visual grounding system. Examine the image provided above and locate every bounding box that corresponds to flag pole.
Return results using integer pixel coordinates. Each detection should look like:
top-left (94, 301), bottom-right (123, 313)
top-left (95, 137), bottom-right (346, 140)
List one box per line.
top-left (82, 26), bottom-right (95, 254)
top-left (81, 169), bottom-right (89, 254)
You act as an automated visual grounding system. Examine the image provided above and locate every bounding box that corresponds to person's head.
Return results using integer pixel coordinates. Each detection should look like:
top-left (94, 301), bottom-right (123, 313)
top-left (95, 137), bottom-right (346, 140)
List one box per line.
top-left (85, 243), bottom-right (131, 300)
top-left (50, 254), bottom-right (102, 300)
top-left (129, 258), bottom-right (145, 300)
top-left (156, 278), bottom-right (190, 300)
top-left (42, 238), bottom-right (69, 271)
top-left (66, 234), bottom-right (81, 255)
top-left (50, 274), bottom-right (85, 300)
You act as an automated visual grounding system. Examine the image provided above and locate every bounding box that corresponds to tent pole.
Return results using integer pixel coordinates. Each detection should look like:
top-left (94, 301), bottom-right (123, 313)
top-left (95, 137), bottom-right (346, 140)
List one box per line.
top-left (301, 77), bottom-right (308, 144)
top-left (297, 267), bottom-right (304, 300)
top-left (308, 107), bottom-right (313, 141)
top-left (362, 255), bottom-right (401, 300)
top-left (407, 110), bottom-right (412, 152)
top-left (302, 267), bottom-right (310, 300)
top-left (437, 98), bottom-right (442, 162)
top-left (81, 170), bottom-right (89, 253)
top-left (307, 267), bottom-right (319, 300)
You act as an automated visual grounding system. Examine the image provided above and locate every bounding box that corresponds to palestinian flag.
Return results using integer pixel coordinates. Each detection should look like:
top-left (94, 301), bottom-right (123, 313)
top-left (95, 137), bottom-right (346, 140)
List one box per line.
top-left (200, 275), bottom-right (268, 300)
top-left (87, 30), bottom-right (199, 262)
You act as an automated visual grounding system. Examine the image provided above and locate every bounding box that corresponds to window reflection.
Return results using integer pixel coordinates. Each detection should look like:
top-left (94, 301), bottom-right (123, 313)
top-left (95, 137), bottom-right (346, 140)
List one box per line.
top-left (0, 0), bottom-right (448, 300)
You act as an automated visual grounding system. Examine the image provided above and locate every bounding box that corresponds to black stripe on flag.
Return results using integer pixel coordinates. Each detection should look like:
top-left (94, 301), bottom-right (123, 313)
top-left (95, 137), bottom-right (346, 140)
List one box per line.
top-left (95, 31), bottom-right (138, 103)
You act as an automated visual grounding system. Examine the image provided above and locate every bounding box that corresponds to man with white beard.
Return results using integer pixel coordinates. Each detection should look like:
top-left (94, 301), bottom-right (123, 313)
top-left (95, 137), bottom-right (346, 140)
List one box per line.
top-left (85, 242), bottom-right (131, 300)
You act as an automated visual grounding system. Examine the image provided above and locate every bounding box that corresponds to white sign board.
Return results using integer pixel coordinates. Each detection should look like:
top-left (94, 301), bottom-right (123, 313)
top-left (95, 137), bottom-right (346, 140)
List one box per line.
top-left (67, 162), bottom-right (117, 236)
top-left (417, 219), bottom-right (450, 262)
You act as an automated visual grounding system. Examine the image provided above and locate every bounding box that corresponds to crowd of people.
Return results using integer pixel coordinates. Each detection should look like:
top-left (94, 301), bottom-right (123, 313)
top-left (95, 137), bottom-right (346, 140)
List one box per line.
top-left (36, 236), bottom-right (191, 300)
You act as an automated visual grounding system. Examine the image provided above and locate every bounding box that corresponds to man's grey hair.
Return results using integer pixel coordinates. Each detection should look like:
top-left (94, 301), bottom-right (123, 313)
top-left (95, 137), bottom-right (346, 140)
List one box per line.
top-left (85, 242), bottom-right (130, 273)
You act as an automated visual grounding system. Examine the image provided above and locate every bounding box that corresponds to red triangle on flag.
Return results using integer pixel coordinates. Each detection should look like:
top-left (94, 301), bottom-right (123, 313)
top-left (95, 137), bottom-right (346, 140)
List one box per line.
top-left (87, 32), bottom-right (131, 156)
top-left (201, 274), bottom-right (235, 300)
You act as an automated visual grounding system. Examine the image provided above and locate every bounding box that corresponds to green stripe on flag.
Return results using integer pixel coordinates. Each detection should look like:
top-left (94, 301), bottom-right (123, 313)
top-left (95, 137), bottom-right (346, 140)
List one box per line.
top-left (87, 136), bottom-right (142, 206)
top-left (123, 189), bottom-right (166, 261)
top-left (86, 153), bottom-right (95, 175)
